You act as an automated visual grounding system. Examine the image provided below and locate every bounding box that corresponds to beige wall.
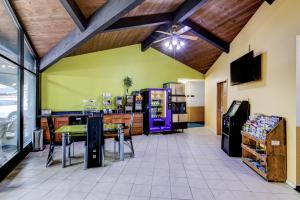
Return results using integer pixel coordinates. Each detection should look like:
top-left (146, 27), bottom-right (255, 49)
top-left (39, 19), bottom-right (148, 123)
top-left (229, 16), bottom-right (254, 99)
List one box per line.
top-left (297, 36), bottom-right (300, 184)
top-left (205, 0), bottom-right (300, 186)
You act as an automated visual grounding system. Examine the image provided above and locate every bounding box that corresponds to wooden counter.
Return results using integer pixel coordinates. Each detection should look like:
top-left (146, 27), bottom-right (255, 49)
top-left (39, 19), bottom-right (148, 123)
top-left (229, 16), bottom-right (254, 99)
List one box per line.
top-left (103, 113), bottom-right (143, 136)
top-left (41, 113), bottom-right (143, 143)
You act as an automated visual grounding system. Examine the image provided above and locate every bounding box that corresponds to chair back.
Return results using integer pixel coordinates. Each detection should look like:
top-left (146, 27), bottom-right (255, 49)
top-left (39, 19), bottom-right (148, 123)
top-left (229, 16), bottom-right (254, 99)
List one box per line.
top-left (128, 113), bottom-right (134, 137)
top-left (46, 117), bottom-right (55, 143)
top-left (87, 116), bottom-right (103, 168)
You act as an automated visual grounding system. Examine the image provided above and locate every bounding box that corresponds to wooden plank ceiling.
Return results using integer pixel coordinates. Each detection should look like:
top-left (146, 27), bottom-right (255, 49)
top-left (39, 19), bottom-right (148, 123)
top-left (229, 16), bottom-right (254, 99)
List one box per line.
top-left (12, 0), bottom-right (264, 73)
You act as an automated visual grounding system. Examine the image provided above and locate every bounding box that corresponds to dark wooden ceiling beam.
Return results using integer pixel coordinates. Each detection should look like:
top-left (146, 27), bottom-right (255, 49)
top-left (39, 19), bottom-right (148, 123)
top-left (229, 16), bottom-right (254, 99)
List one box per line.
top-left (173, 0), bottom-right (208, 23)
top-left (141, 0), bottom-right (208, 52)
top-left (59, 0), bottom-right (88, 32)
top-left (104, 13), bottom-right (173, 33)
top-left (40, 0), bottom-right (145, 71)
top-left (182, 19), bottom-right (230, 53)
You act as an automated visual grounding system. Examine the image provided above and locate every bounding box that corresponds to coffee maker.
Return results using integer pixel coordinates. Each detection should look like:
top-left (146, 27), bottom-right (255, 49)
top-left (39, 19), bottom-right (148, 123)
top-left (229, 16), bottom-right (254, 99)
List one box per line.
top-left (125, 95), bottom-right (134, 113)
top-left (115, 96), bottom-right (123, 113)
top-left (132, 91), bottom-right (143, 112)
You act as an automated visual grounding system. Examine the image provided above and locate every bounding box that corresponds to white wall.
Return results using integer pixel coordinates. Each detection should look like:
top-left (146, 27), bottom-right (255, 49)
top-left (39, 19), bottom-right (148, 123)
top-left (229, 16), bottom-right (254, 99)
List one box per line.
top-left (185, 81), bottom-right (205, 107)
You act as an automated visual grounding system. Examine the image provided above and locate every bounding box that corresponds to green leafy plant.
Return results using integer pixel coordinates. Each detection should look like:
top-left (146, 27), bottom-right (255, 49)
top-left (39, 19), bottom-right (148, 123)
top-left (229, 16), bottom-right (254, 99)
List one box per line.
top-left (123, 76), bottom-right (133, 94)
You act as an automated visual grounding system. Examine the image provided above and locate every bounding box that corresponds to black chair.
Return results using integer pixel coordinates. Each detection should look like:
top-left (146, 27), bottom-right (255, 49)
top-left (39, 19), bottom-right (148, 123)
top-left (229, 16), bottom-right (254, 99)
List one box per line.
top-left (46, 117), bottom-right (73, 167)
top-left (46, 117), bottom-right (56, 167)
top-left (114, 113), bottom-right (135, 158)
top-left (86, 116), bottom-right (103, 168)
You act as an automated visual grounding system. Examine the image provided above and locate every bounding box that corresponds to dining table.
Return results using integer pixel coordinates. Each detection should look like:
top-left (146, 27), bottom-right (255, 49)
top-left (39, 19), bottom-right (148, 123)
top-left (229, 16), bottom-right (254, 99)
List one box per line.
top-left (55, 123), bottom-right (126, 168)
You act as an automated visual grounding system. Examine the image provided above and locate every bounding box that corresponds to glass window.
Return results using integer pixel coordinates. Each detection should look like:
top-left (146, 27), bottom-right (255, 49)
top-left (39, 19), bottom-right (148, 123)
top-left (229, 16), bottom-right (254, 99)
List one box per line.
top-left (23, 71), bottom-right (36, 146)
top-left (0, 57), bottom-right (19, 167)
top-left (0, 1), bottom-right (20, 63)
top-left (24, 40), bottom-right (36, 73)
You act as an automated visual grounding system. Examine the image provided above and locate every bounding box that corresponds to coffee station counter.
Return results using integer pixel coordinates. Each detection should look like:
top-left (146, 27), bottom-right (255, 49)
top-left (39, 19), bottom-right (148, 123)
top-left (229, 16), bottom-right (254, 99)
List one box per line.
top-left (40, 112), bottom-right (143, 143)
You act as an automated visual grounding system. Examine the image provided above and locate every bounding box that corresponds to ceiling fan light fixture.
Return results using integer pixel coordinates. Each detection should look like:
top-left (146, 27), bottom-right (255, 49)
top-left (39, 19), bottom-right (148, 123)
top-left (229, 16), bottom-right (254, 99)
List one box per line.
top-left (172, 38), bottom-right (178, 46)
top-left (180, 41), bottom-right (185, 47)
top-left (176, 45), bottom-right (181, 50)
top-left (164, 41), bottom-right (170, 47)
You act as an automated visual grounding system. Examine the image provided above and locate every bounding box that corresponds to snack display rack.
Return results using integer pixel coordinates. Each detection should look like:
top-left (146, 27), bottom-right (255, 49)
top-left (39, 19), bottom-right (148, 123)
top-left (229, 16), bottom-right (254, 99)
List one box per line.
top-left (241, 114), bottom-right (286, 182)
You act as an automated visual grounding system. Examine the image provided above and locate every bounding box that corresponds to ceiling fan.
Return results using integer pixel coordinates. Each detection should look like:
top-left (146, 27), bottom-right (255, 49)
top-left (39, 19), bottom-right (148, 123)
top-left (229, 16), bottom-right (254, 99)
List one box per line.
top-left (153, 25), bottom-right (198, 50)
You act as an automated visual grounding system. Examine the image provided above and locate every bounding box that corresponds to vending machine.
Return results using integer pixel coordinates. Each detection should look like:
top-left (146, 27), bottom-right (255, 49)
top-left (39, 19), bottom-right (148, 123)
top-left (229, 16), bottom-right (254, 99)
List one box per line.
top-left (141, 88), bottom-right (172, 134)
top-left (221, 100), bottom-right (250, 157)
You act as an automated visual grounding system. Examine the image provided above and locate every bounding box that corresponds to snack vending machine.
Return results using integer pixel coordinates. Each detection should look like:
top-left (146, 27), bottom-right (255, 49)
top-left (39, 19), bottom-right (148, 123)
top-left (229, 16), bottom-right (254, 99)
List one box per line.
top-left (141, 88), bottom-right (172, 134)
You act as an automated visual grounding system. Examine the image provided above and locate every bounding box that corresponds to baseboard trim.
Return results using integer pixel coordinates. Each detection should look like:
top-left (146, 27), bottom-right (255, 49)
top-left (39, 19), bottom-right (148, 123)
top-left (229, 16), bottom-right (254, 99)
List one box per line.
top-left (285, 180), bottom-right (300, 193)
top-left (296, 186), bottom-right (300, 193)
top-left (205, 126), bottom-right (217, 134)
top-left (286, 180), bottom-right (296, 188)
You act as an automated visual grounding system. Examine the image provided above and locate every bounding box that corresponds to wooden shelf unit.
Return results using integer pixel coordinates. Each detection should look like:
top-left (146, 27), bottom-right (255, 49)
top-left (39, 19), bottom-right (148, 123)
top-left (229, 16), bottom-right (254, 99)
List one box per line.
top-left (241, 118), bottom-right (287, 182)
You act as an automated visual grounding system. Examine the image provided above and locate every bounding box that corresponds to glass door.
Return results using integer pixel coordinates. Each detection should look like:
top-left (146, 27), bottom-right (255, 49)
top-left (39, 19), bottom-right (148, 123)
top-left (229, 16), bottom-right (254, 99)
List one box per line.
top-left (150, 90), bottom-right (166, 119)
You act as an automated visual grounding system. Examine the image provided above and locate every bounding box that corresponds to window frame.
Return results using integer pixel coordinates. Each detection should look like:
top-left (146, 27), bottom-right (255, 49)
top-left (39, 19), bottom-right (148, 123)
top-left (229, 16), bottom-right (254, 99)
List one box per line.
top-left (0, 0), bottom-right (39, 181)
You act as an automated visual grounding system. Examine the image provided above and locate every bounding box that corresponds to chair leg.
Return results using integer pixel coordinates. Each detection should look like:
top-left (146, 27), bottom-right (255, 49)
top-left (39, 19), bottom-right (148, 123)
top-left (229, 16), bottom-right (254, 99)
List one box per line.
top-left (114, 140), bottom-right (116, 159)
top-left (46, 144), bottom-right (54, 167)
top-left (68, 144), bottom-right (71, 165)
top-left (73, 142), bottom-right (75, 157)
top-left (103, 143), bottom-right (105, 157)
top-left (130, 139), bottom-right (135, 157)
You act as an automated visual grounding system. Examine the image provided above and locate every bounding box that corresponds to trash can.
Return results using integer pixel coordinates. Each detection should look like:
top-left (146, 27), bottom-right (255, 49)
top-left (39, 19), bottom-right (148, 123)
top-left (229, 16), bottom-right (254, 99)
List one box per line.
top-left (32, 129), bottom-right (44, 151)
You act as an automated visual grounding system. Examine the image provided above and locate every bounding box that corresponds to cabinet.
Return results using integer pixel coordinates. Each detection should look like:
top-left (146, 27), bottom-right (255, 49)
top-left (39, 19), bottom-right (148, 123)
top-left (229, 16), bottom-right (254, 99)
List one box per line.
top-left (163, 82), bottom-right (188, 131)
top-left (103, 113), bottom-right (143, 136)
top-left (40, 117), bottom-right (69, 143)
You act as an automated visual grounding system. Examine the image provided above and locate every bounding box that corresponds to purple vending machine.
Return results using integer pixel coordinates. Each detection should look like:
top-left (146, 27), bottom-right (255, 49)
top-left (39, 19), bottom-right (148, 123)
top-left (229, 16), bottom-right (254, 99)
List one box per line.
top-left (141, 88), bottom-right (172, 134)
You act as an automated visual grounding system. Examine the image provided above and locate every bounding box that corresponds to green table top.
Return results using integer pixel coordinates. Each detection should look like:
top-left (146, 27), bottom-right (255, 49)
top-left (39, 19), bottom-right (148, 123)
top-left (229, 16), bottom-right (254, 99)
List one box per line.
top-left (55, 124), bottom-right (124, 133)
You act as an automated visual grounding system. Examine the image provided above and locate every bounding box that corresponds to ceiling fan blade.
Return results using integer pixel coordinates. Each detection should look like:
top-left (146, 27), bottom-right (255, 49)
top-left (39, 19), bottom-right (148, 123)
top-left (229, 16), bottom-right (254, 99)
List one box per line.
top-left (156, 30), bottom-right (172, 36)
top-left (175, 26), bottom-right (191, 35)
top-left (179, 35), bottom-right (198, 41)
top-left (153, 36), bottom-right (171, 44)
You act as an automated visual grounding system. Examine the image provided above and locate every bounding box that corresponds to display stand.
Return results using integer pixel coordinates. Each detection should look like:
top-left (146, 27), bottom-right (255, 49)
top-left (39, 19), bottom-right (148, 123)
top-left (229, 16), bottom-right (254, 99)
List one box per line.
top-left (241, 118), bottom-right (286, 182)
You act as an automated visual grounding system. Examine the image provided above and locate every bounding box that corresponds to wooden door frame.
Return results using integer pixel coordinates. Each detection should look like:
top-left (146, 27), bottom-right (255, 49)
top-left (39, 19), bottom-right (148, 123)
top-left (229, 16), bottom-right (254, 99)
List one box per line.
top-left (216, 80), bottom-right (228, 135)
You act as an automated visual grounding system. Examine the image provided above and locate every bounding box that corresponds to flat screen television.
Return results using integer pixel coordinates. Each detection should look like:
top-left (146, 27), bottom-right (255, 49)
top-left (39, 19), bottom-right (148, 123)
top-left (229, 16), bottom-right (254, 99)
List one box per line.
top-left (230, 51), bottom-right (261, 86)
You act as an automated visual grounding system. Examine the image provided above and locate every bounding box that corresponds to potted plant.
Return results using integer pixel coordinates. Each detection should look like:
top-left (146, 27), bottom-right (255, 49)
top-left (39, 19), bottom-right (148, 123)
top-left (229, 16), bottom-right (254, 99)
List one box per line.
top-left (123, 76), bottom-right (133, 95)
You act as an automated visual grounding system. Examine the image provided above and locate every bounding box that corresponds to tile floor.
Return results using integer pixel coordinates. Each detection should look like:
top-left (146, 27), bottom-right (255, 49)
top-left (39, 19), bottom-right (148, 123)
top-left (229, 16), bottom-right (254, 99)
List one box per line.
top-left (0, 127), bottom-right (299, 200)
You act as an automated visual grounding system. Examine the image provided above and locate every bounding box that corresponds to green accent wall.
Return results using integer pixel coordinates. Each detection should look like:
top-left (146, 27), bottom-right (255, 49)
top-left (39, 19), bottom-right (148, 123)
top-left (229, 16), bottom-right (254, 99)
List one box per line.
top-left (41, 44), bottom-right (203, 111)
